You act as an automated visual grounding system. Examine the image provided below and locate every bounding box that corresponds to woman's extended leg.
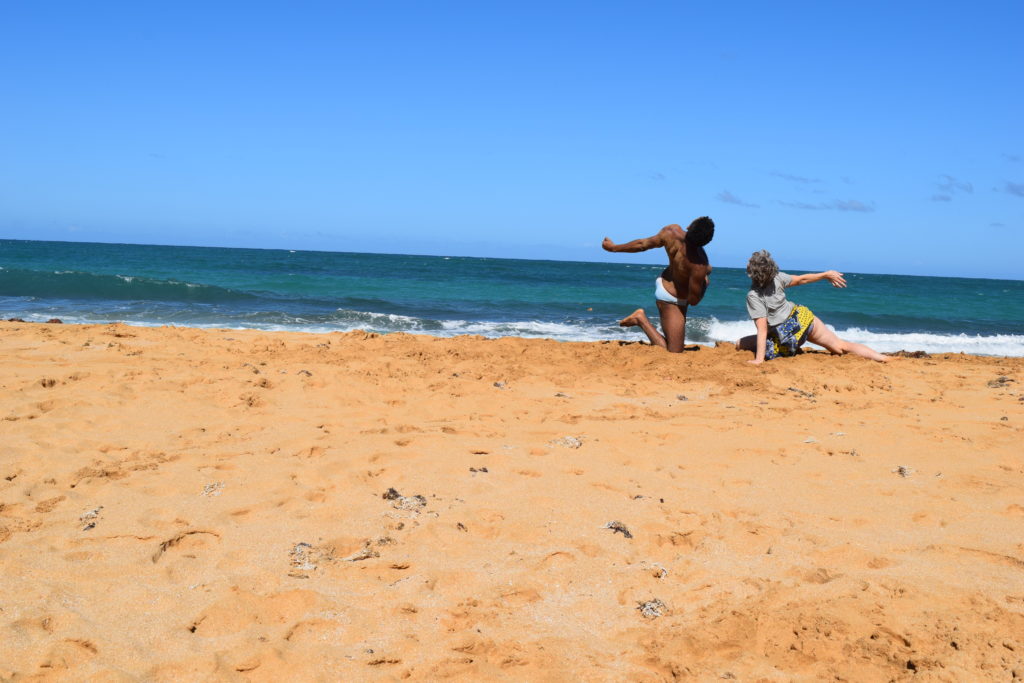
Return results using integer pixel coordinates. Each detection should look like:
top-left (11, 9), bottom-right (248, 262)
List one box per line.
top-left (736, 334), bottom-right (759, 352)
top-left (806, 317), bottom-right (888, 362)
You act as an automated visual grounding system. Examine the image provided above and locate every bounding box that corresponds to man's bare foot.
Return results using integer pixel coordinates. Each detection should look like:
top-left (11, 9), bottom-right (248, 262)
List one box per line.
top-left (619, 309), bottom-right (645, 327)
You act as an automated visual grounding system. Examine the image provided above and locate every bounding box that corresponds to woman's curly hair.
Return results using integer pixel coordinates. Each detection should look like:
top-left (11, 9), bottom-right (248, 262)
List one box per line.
top-left (746, 250), bottom-right (779, 289)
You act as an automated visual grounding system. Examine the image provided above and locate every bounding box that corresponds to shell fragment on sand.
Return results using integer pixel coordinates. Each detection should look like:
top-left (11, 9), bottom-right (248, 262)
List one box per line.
top-left (604, 521), bottom-right (633, 539)
top-left (201, 482), bottom-right (224, 496)
top-left (382, 487), bottom-right (427, 512)
top-left (79, 506), bottom-right (103, 531)
top-left (637, 599), bottom-right (667, 619)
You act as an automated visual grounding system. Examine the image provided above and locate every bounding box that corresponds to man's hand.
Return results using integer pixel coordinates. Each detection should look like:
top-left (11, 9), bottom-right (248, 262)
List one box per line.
top-left (747, 358), bottom-right (764, 365)
top-left (825, 270), bottom-right (847, 288)
top-left (601, 237), bottom-right (616, 252)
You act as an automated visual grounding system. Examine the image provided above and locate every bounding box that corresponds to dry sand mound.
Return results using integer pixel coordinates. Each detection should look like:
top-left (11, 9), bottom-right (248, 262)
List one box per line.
top-left (1, 322), bottom-right (1022, 680)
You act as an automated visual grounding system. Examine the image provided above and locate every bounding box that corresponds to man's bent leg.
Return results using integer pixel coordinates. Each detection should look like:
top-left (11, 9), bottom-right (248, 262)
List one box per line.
top-left (620, 308), bottom-right (667, 348)
top-left (656, 300), bottom-right (687, 353)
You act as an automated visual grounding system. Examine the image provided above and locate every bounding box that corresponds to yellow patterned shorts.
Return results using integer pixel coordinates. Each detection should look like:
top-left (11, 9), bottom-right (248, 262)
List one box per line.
top-left (765, 304), bottom-right (816, 359)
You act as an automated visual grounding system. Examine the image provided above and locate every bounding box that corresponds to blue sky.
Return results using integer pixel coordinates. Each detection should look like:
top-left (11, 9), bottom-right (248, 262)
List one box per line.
top-left (1, 2), bottom-right (1021, 278)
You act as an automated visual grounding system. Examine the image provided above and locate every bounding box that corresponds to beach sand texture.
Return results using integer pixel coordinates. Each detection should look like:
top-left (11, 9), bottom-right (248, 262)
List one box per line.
top-left (1, 321), bottom-right (1022, 681)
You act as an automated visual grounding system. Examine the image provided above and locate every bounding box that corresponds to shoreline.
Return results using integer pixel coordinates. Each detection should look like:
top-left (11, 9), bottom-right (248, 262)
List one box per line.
top-left (2, 321), bottom-right (1022, 679)
top-left (4, 317), bottom-right (1023, 359)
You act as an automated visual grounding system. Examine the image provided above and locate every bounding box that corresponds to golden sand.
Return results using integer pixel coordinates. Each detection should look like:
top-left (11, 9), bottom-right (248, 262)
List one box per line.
top-left (1, 321), bottom-right (1022, 680)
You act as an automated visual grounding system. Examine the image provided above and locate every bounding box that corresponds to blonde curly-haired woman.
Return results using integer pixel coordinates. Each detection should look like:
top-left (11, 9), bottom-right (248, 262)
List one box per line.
top-left (738, 250), bottom-right (888, 364)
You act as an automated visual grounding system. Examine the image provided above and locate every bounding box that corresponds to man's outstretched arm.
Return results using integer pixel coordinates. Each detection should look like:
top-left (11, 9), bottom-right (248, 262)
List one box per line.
top-left (602, 227), bottom-right (670, 253)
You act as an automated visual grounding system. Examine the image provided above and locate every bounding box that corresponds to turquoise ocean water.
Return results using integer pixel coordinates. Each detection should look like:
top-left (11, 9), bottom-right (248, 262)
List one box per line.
top-left (2, 239), bottom-right (1023, 356)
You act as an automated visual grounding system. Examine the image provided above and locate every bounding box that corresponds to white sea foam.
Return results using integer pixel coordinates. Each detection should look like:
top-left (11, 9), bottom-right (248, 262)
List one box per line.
top-left (704, 317), bottom-right (1024, 357)
top-left (821, 327), bottom-right (1024, 357)
top-left (7, 310), bottom-right (1022, 356)
top-left (439, 319), bottom-right (625, 342)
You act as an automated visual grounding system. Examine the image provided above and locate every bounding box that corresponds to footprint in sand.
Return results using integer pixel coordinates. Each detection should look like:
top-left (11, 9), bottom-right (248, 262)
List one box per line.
top-left (188, 589), bottom-right (320, 637)
top-left (151, 529), bottom-right (221, 563)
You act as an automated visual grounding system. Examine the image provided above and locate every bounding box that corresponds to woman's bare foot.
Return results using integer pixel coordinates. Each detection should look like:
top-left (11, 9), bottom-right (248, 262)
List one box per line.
top-left (619, 309), bottom-right (646, 327)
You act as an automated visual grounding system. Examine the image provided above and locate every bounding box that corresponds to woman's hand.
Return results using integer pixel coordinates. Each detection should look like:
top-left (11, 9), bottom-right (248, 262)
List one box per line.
top-left (825, 270), bottom-right (847, 288)
top-left (747, 358), bottom-right (764, 365)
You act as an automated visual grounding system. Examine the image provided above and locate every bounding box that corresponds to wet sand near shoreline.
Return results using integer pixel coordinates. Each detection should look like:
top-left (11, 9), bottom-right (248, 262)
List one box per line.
top-left (1, 321), bottom-right (1022, 680)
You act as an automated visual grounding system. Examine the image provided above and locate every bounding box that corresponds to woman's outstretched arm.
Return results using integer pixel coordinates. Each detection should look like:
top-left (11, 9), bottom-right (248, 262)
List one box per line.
top-left (787, 270), bottom-right (846, 288)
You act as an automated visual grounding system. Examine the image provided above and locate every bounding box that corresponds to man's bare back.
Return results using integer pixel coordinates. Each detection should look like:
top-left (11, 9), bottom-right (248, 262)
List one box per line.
top-left (602, 220), bottom-right (713, 306)
top-left (602, 217), bottom-right (715, 352)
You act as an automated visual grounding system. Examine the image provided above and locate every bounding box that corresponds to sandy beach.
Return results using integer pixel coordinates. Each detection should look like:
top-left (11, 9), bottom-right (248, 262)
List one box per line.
top-left (1, 320), bottom-right (1022, 681)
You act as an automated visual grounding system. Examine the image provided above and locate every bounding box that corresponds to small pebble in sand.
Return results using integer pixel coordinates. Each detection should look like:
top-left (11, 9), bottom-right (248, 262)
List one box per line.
top-left (289, 542), bottom-right (337, 576)
top-left (803, 437), bottom-right (817, 444)
top-left (604, 521), bottom-right (633, 539)
top-left (493, 381), bottom-right (507, 389)
top-left (893, 465), bottom-right (914, 478)
top-left (396, 496), bottom-right (426, 511)
top-left (550, 436), bottom-right (583, 449)
top-left (554, 392), bottom-right (571, 398)
top-left (637, 598), bottom-right (667, 619)
top-left (469, 467), bottom-right (488, 473)
top-left (289, 542), bottom-right (318, 572)
top-left (383, 487), bottom-right (426, 510)
top-left (341, 543), bottom-right (380, 562)
top-left (787, 387), bottom-right (816, 400)
top-left (646, 563), bottom-right (668, 579)
top-left (80, 506), bottom-right (103, 531)
top-left (393, 495), bottom-right (427, 512)
top-left (201, 482), bottom-right (224, 497)
top-left (677, 394), bottom-right (688, 401)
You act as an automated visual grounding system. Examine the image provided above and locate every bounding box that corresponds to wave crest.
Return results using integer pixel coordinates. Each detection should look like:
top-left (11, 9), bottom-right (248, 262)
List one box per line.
top-left (0, 268), bottom-right (256, 304)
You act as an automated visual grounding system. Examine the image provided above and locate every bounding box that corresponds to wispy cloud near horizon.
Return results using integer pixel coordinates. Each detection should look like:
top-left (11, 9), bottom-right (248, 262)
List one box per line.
top-left (717, 190), bottom-right (759, 208)
top-left (780, 198), bottom-right (875, 212)
top-left (1005, 181), bottom-right (1024, 197)
top-left (932, 174), bottom-right (973, 201)
top-left (771, 171), bottom-right (821, 184)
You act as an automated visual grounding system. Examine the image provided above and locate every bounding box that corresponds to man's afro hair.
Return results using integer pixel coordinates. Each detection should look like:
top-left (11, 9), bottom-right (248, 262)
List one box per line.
top-left (686, 216), bottom-right (715, 247)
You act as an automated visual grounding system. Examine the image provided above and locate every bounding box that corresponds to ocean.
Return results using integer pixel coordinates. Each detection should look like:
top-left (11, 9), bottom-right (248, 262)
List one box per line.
top-left (2, 239), bottom-right (1023, 356)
